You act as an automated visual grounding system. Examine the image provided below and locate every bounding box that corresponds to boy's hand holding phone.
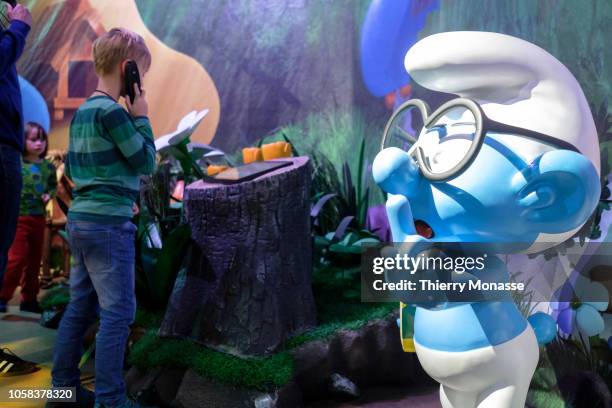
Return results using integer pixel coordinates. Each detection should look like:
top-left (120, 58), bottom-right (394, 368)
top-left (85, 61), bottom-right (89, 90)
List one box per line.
top-left (123, 60), bottom-right (147, 117)
top-left (7, 3), bottom-right (32, 26)
top-left (126, 83), bottom-right (148, 118)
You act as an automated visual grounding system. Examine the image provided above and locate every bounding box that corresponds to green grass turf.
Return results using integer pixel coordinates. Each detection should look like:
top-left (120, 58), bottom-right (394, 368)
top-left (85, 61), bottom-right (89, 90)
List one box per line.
top-left (128, 332), bottom-right (294, 390)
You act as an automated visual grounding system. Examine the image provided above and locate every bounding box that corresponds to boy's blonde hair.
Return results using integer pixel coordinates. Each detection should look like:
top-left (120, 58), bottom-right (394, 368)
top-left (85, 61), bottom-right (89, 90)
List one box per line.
top-left (92, 28), bottom-right (151, 75)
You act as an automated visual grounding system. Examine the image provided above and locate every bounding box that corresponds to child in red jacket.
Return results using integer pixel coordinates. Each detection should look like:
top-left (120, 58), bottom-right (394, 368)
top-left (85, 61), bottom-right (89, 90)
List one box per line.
top-left (0, 123), bottom-right (57, 313)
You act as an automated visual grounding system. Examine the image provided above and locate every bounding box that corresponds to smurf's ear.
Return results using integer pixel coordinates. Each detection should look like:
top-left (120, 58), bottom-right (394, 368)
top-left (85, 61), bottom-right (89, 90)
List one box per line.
top-left (517, 150), bottom-right (600, 234)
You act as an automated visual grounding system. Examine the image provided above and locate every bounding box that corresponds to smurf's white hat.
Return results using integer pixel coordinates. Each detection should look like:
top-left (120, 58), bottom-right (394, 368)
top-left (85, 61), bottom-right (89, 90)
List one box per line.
top-left (404, 31), bottom-right (600, 175)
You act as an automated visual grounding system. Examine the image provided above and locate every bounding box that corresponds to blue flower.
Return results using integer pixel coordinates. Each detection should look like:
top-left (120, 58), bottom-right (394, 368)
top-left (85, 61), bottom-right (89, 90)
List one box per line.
top-left (552, 280), bottom-right (609, 337)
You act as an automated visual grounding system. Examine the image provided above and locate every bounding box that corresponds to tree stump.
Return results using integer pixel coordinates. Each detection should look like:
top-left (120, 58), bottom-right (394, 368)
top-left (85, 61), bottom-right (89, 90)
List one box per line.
top-left (159, 157), bottom-right (316, 356)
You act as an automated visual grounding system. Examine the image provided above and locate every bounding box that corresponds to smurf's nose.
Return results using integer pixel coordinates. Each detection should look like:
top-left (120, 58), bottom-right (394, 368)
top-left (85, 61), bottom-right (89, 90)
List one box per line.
top-left (372, 147), bottom-right (421, 198)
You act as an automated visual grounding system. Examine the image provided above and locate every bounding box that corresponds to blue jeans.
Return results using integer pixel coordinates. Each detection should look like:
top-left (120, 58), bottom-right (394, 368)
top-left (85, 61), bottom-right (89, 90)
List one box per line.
top-left (0, 144), bottom-right (22, 287)
top-left (52, 220), bottom-right (137, 406)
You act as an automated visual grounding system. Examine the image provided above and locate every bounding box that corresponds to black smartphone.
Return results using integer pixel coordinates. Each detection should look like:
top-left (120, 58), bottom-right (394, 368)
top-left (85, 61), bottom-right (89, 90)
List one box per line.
top-left (123, 60), bottom-right (141, 104)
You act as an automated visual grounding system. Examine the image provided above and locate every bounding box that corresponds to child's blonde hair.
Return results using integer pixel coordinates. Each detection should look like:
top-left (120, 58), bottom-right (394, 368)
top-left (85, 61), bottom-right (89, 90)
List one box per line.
top-left (92, 28), bottom-right (151, 75)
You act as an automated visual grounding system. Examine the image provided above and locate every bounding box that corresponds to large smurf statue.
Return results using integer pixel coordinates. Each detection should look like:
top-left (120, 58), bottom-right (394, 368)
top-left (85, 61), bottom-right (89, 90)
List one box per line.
top-left (372, 32), bottom-right (601, 408)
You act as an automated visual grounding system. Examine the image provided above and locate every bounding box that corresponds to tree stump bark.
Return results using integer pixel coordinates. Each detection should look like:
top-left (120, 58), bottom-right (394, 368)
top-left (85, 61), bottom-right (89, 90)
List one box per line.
top-left (159, 157), bottom-right (316, 356)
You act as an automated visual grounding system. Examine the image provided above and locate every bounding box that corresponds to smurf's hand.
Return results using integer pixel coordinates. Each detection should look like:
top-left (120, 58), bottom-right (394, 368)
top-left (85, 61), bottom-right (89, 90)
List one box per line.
top-left (385, 194), bottom-right (422, 243)
top-left (372, 147), bottom-right (425, 242)
top-left (379, 195), bottom-right (437, 305)
top-left (373, 147), bottom-right (421, 199)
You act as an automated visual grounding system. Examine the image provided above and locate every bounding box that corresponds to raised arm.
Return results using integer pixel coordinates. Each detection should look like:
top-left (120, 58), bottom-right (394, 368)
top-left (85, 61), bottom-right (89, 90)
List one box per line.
top-left (0, 6), bottom-right (31, 76)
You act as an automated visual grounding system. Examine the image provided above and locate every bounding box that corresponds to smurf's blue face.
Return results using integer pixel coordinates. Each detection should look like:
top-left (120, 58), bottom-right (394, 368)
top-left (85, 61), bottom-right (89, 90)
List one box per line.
top-left (373, 112), bottom-right (601, 252)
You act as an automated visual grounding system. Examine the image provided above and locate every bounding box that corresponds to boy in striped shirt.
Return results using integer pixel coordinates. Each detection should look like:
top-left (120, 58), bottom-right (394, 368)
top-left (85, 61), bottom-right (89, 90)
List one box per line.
top-left (50, 28), bottom-right (155, 408)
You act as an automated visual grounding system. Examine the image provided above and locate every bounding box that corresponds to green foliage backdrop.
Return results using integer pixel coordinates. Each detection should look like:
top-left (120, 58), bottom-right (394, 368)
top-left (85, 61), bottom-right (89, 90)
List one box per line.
top-left (421, 0), bottom-right (610, 110)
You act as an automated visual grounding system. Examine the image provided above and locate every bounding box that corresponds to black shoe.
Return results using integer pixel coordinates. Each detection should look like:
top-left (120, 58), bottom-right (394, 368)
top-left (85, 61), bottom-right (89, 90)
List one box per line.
top-left (0, 348), bottom-right (40, 377)
top-left (0, 299), bottom-right (6, 313)
top-left (45, 387), bottom-right (95, 408)
top-left (20, 300), bottom-right (42, 314)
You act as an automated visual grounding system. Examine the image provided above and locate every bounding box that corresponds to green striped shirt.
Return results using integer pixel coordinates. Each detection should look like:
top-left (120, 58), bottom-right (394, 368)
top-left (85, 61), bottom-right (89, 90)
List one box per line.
top-left (66, 95), bottom-right (156, 223)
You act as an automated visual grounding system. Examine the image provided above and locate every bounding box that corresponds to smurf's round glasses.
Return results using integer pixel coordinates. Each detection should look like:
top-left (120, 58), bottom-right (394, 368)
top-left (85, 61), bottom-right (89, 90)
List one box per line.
top-left (381, 97), bottom-right (578, 182)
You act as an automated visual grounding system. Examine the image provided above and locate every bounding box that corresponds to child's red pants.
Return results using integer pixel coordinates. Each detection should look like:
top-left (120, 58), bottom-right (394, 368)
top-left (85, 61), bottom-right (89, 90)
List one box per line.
top-left (0, 215), bottom-right (45, 302)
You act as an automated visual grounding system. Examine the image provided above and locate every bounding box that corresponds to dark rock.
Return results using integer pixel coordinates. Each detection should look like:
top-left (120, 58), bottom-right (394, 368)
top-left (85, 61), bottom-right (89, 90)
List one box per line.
top-left (160, 157), bottom-right (316, 357)
top-left (558, 370), bottom-right (612, 408)
top-left (328, 373), bottom-right (360, 399)
top-left (275, 381), bottom-right (303, 408)
top-left (293, 314), bottom-right (436, 402)
top-left (362, 315), bottom-right (401, 384)
top-left (339, 330), bottom-right (371, 386)
top-left (125, 366), bottom-right (162, 400)
top-left (125, 367), bottom-right (185, 406)
top-left (252, 381), bottom-right (303, 408)
top-left (327, 336), bottom-right (346, 374)
top-left (151, 368), bottom-right (186, 407)
top-left (171, 369), bottom-right (257, 408)
top-left (370, 317), bottom-right (432, 387)
top-left (293, 340), bottom-right (330, 400)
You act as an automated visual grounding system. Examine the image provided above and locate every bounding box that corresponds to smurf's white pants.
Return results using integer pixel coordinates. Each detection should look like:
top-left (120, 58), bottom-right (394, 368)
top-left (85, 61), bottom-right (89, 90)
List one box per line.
top-left (414, 326), bottom-right (538, 408)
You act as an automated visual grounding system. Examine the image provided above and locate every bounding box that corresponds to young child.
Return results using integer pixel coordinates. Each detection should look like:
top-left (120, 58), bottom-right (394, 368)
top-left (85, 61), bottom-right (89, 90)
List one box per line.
top-left (0, 122), bottom-right (56, 314)
top-left (50, 28), bottom-right (155, 408)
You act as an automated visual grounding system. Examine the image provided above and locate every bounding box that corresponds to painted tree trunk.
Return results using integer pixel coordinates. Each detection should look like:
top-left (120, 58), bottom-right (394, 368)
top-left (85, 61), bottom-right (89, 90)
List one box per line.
top-left (159, 157), bottom-right (316, 356)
